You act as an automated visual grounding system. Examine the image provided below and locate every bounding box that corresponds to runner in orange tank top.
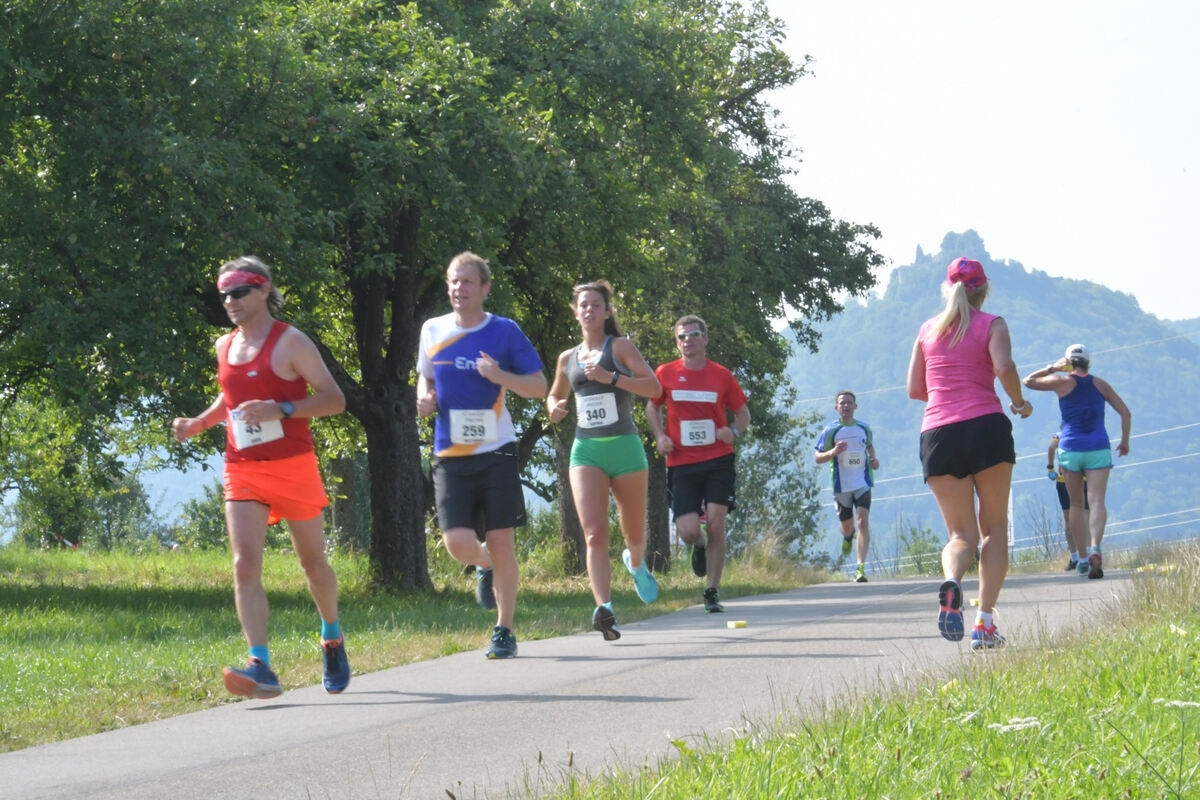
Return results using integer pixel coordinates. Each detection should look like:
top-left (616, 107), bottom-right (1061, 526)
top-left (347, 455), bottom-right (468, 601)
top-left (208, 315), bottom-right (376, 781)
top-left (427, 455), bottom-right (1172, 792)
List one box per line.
top-left (172, 256), bottom-right (350, 699)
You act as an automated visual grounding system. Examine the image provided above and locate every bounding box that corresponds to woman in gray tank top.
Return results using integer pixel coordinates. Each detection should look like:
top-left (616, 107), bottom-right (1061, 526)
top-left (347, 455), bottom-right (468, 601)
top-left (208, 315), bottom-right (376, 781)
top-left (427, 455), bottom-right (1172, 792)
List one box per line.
top-left (547, 281), bottom-right (663, 641)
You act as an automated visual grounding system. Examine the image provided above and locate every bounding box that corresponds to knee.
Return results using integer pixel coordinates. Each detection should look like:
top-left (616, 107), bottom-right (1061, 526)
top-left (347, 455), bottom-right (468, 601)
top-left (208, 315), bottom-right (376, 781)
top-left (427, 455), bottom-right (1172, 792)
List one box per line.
top-left (584, 527), bottom-right (609, 550)
top-left (231, 552), bottom-right (264, 586)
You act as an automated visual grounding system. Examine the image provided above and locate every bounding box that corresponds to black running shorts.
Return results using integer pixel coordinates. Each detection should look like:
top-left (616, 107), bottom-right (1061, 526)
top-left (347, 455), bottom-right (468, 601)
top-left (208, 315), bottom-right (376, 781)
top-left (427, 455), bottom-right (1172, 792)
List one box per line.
top-left (920, 413), bottom-right (1015, 481)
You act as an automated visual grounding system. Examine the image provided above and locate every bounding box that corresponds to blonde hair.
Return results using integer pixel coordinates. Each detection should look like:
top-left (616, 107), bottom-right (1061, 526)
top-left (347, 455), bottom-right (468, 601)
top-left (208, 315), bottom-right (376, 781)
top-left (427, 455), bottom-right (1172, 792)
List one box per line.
top-left (924, 281), bottom-right (988, 347)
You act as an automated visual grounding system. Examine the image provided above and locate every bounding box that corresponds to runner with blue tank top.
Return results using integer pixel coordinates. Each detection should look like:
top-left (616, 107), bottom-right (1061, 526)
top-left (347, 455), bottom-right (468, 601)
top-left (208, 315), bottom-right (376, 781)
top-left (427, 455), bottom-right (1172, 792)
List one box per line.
top-left (417, 252), bottom-right (547, 659)
top-left (814, 390), bottom-right (879, 583)
top-left (546, 281), bottom-right (662, 641)
top-left (1024, 343), bottom-right (1131, 580)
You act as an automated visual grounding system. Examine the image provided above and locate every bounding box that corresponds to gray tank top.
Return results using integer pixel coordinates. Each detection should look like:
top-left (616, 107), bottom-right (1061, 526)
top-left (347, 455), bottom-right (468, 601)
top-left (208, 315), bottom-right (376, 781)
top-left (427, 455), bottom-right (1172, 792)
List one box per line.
top-left (565, 336), bottom-right (636, 438)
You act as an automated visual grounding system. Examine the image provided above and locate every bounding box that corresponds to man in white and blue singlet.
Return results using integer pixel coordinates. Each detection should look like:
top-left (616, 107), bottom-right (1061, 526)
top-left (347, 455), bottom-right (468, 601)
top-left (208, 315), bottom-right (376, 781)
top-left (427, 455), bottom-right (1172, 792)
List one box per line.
top-left (814, 390), bottom-right (879, 583)
top-left (416, 252), bottom-right (546, 659)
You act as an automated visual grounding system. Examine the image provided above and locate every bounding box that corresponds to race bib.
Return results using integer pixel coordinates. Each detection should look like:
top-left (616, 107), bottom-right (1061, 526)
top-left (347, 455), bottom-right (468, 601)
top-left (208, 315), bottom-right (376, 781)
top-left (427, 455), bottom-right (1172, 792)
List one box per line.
top-left (229, 410), bottom-right (284, 451)
top-left (680, 418), bottom-right (715, 446)
top-left (840, 449), bottom-right (866, 470)
top-left (577, 393), bottom-right (618, 429)
top-left (449, 409), bottom-right (498, 445)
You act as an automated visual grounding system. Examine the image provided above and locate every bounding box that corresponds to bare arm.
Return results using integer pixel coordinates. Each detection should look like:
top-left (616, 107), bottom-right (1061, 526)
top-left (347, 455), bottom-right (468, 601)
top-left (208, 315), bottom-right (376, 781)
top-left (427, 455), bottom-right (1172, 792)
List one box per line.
top-left (718, 404), bottom-right (751, 444)
top-left (545, 350), bottom-right (572, 423)
top-left (906, 338), bottom-right (927, 401)
top-left (644, 397), bottom-right (674, 455)
top-left (988, 318), bottom-right (1032, 418)
top-left (1095, 376), bottom-right (1132, 456)
top-left (604, 338), bottom-right (663, 399)
top-left (172, 392), bottom-right (228, 442)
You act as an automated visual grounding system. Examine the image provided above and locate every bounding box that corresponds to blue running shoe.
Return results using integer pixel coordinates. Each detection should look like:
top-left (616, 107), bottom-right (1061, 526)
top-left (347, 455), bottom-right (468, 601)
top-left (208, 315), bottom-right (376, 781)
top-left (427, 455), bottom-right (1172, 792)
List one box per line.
top-left (937, 580), bottom-right (964, 642)
top-left (475, 566), bottom-right (497, 610)
top-left (1077, 558), bottom-right (1090, 576)
top-left (622, 549), bottom-right (659, 604)
top-left (321, 636), bottom-right (351, 693)
top-left (486, 625), bottom-right (518, 659)
top-left (592, 605), bottom-right (621, 641)
top-left (969, 623), bottom-right (1006, 651)
top-left (222, 658), bottom-right (282, 699)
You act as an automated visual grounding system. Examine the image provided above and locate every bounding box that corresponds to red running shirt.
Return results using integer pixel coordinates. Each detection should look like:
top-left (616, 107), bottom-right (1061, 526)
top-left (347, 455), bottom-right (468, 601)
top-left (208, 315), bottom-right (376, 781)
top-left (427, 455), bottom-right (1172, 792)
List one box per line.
top-left (217, 320), bottom-right (314, 462)
top-left (650, 359), bottom-right (747, 467)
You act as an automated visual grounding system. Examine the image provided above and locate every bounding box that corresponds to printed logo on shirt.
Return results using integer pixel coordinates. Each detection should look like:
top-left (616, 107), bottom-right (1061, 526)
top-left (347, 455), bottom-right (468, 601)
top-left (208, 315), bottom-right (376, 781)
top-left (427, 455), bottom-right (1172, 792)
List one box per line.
top-left (453, 356), bottom-right (480, 371)
top-left (671, 390), bottom-right (718, 403)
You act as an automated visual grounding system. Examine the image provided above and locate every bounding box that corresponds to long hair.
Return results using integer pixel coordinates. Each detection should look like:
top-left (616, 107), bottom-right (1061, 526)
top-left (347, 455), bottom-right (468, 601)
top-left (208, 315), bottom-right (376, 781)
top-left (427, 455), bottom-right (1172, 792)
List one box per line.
top-left (218, 256), bottom-right (284, 316)
top-left (572, 280), bottom-right (622, 337)
top-left (923, 281), bottom-right (988, 347)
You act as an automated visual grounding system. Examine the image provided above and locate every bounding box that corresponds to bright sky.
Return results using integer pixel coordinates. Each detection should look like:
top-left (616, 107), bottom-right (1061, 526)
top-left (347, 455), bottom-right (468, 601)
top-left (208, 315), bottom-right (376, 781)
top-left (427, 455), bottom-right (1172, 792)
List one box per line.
top-left (766, 1), bottom-right (1199, 321)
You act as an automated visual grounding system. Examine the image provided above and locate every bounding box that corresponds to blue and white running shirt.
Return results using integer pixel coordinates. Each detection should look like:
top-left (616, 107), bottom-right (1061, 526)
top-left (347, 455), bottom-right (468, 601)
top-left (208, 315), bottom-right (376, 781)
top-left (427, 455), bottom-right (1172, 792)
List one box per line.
top-left (417, 312), bottom-right (544, 457)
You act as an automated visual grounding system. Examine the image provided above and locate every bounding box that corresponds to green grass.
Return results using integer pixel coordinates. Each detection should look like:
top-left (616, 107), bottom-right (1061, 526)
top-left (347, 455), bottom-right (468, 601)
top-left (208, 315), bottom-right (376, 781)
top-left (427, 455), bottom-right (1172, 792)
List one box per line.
top-left (547, 548), bottom-right (1200, 799)
top-left (0, 541), bottom-right (818, 753)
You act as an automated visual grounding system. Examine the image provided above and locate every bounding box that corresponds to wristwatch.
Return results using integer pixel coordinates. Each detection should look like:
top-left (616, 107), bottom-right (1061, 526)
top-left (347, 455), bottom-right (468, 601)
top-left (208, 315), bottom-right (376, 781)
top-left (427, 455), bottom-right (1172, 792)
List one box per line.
top-left (610, 372), bottom-right (620, 385)
top-left (280, 401), bottom-right (295, 419)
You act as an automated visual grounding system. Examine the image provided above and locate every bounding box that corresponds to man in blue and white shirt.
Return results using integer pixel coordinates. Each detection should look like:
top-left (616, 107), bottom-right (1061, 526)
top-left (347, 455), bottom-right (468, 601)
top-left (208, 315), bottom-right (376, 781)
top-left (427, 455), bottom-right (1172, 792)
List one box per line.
top-left (814, 391), bottom-right (879, 583)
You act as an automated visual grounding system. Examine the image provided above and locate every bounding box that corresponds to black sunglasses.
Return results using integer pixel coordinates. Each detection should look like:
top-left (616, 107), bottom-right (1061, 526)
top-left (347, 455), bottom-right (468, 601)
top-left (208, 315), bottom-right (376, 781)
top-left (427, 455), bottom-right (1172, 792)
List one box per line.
top-left (219, 285), bottom-right (257, 301)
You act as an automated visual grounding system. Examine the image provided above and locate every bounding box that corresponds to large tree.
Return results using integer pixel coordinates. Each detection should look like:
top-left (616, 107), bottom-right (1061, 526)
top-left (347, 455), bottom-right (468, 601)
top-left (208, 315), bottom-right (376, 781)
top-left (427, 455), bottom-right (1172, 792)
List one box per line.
top-left (0, 0), bottom-right (880, 588)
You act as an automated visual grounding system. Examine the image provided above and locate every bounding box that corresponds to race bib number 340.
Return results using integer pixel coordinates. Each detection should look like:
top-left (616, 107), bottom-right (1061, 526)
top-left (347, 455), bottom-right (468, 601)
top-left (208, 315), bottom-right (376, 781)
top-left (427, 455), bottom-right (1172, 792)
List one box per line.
top-left (449, 409), bottom-right (498, 445)
top-left (577, 393), bottom-right (618, 429)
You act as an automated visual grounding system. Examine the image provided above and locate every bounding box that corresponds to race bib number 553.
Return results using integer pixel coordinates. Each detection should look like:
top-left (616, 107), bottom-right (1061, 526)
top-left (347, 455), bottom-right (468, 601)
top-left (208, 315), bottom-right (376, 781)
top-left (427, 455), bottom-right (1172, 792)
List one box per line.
top-left (680, 419), bottom-right (715, 446)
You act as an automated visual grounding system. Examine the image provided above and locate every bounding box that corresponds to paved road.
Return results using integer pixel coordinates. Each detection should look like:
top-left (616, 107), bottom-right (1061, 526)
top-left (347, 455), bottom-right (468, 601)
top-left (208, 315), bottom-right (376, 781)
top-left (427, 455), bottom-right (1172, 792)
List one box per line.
top-left (4, 570), bottom-right (1130, 799)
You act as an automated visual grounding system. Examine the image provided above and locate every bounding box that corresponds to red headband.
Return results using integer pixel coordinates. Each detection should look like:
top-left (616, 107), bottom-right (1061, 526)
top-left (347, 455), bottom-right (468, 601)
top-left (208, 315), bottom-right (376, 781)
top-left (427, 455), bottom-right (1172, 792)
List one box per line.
top-left (217, 270), bottom-right (269, 291)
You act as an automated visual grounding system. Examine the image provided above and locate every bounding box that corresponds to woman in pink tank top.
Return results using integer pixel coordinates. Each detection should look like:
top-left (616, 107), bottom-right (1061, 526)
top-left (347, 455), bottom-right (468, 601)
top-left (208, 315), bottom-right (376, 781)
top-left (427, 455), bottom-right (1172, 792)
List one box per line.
top-left (906, 257), bottom-right (1033, 652)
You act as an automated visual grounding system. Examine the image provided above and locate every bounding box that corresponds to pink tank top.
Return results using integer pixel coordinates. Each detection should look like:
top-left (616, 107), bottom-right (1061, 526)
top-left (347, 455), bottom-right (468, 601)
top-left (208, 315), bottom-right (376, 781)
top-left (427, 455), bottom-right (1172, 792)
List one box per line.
top-left (918, 310), bottom-right (1003, 432)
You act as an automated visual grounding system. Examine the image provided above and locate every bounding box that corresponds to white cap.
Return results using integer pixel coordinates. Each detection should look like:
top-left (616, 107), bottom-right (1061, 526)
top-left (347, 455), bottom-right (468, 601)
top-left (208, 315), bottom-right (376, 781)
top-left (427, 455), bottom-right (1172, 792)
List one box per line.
top-left (1065, 343), bottom-right (1090, 362)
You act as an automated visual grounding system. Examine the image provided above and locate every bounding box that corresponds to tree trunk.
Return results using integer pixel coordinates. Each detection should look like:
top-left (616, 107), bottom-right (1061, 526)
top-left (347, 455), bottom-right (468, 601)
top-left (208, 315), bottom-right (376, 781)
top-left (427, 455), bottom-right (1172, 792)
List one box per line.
top-left (645, 443), bottom-right (671, 573)
top-left (553, 424), bottom-right (586, 574)
top-left (358, 399), bottom-right (433, 591)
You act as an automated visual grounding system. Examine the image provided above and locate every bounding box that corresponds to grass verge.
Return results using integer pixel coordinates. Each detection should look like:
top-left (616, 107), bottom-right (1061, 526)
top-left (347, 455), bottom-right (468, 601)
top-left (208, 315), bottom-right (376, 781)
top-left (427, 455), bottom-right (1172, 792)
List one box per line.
top-left (546, 545), bottom-right (1200, 799)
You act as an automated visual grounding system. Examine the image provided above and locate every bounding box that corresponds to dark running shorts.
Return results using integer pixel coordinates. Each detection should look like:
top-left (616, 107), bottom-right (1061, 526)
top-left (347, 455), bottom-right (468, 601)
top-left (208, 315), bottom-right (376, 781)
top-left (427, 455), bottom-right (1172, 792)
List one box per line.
top-left (433, 443), bottom-right (527, 533)
top-left (668, 453), bottom-right (736, 518)
top-left (920, 413), bottom-right (1015, 481)
top-left (834, 487), bottom-right (871, 521)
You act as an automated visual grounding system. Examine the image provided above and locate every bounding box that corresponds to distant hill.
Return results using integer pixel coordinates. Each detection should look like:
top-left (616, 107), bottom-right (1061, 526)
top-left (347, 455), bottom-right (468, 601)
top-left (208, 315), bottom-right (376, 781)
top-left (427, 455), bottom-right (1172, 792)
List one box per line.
top-left (788, 230), bottom-right (1200, 567)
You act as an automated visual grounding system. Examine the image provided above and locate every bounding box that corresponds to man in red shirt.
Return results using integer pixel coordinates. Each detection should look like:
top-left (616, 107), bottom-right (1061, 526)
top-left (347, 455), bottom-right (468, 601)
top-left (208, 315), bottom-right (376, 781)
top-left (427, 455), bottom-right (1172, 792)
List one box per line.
top-left (172, 256), bottom-right (349, 699)
top-left (645, 315), bottom-right (750, 612)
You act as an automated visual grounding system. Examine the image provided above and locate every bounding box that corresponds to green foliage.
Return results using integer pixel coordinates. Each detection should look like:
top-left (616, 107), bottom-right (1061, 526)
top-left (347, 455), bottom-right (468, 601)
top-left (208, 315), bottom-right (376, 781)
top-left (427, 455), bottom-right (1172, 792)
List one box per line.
top-left (1, 0), bottom-right (883, 587)
top-left (728, 407), bottom-right (825, 562)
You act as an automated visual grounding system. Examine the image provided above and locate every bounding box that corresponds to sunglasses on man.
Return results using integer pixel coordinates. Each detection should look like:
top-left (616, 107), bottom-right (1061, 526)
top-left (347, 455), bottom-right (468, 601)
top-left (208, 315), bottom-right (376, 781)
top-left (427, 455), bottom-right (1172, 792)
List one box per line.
top-left (676, 330), bottom-right (705, 341)
top-left (219, 285), bottom-right (257, 301)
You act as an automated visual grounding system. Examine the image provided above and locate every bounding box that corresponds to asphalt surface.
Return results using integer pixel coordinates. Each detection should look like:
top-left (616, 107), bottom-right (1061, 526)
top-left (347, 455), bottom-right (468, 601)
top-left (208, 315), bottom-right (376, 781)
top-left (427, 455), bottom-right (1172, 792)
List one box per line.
top-left (3, 569), bottom-right (1131, 799)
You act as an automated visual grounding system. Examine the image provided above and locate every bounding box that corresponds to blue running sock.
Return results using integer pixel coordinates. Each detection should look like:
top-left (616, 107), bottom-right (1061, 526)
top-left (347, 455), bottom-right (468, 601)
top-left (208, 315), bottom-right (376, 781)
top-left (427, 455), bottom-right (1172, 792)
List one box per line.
top-left (249, 645), bottom-right (271, 667)
top-left (321, 619), bottom-right (342, 642)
